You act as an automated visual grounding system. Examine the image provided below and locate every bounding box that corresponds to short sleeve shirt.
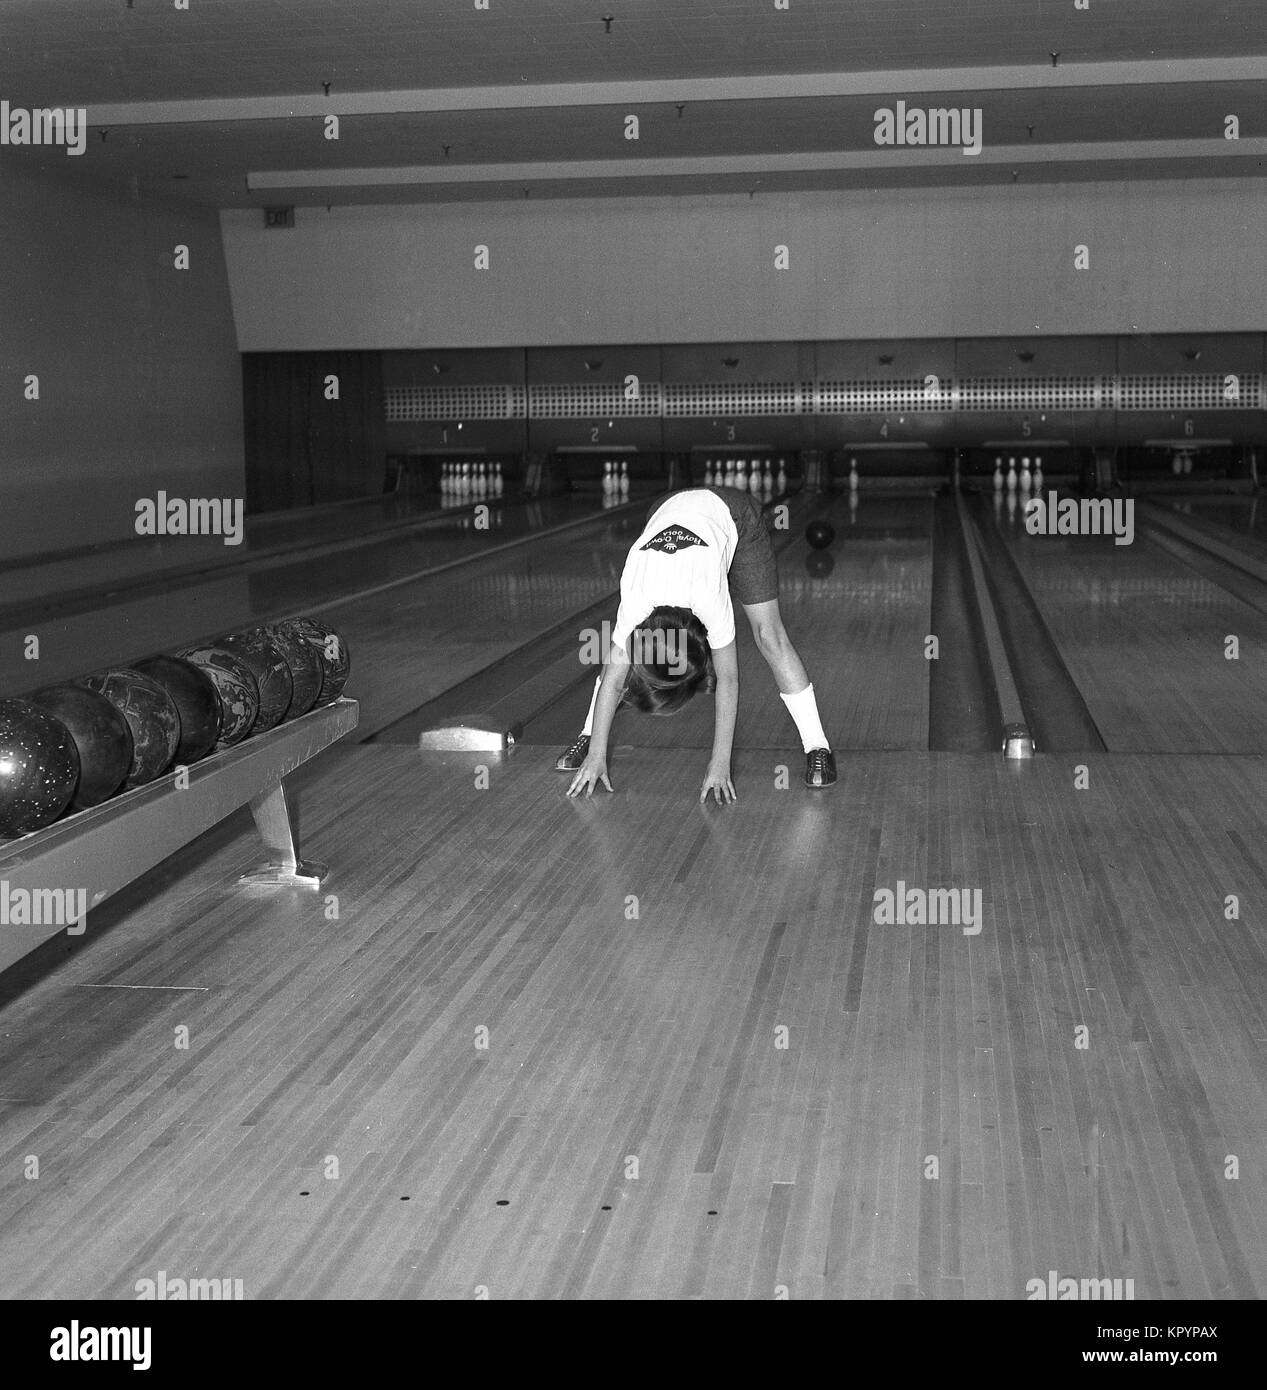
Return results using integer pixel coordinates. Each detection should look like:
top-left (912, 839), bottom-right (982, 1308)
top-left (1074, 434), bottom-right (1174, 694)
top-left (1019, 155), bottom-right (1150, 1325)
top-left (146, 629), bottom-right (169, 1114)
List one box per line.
top-left (610, 489), bottom-right (738, 652)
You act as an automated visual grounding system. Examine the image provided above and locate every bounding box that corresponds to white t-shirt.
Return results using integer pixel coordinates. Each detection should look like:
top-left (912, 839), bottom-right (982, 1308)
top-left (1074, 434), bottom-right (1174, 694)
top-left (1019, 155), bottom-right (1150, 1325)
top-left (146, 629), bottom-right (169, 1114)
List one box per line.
top-left (610, 490), bottom-right (738, 652)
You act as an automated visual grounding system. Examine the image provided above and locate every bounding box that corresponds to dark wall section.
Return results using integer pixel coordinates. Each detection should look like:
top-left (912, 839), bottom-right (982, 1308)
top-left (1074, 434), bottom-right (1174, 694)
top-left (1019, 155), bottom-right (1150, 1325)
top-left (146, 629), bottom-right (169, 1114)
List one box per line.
top-left (243, 352), bottom-right (384, 511)
top-left (1, 158), bottom-right (243, 560)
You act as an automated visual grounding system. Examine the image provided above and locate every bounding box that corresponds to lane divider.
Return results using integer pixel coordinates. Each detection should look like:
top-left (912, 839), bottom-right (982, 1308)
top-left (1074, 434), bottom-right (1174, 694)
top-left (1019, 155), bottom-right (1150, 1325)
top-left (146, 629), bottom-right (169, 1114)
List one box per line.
top-left (952, 493), bottom-right (1036, 759)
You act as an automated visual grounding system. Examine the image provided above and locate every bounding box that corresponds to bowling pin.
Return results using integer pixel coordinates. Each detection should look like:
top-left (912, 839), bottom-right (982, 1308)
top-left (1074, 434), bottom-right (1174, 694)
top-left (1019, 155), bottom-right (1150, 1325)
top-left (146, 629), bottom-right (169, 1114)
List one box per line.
top-left (762, 458), bottom-right (773, 491)
top-left (494, 462), bottom-right (504, 497)
top-left (1172, 454), bottom-right (1183, 476)
top-left (849, 458), bottom-right (859, 492)
top-left (620, 460), bottom-right (629, 497)
top-left (724, 459), bottom-right (735, 488)
top-left (460, 461), bottom-right (471, 494)
top-left (1020, 457), bottom-right (1032, 492)
top-left (604, 461), bottom-right (614, 496)
top-left (1006, 458), bottom-right (1017, 492)
top-left (737, 459), bottom-right (749, 492)
top-left (993, 457), bottom-right (1004, 491)
top-left (776, 458), bottom-right (787, 493)
top-left (1032, 457), bottom-right (1043, 492)
top-left (1184, 453), bottom-right (1193, 475)
top-left (704, 461), bottom-right (713, 486)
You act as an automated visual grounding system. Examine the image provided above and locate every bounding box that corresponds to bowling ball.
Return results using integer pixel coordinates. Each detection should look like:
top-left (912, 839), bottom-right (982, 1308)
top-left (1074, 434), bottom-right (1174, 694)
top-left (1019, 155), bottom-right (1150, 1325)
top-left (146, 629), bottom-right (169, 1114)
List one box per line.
top-left (218, 629), bottom-right (294, 731)
top-left (288, 616), bottom-right (351, 704)
top-left (265, 620), bottom-right (323, 720)
top-left (176, 646), bottom-right (260, 747)
top-left (805, 519), bottom-right (835, 550)
top-left (132, 655), bottom-right (222, 764)
top-left (78, 669), bottom-right (181, 789)
top-left (0, 699), bottom-right (80, 839)
top-left (26, 683), bottom-right (133, 810)
top-left (804, 550), bottom-right (835, 580)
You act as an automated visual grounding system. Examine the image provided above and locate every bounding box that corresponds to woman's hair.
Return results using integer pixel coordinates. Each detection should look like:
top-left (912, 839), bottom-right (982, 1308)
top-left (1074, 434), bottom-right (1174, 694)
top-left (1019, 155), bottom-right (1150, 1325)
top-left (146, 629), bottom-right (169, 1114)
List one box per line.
top-left (622, 606), bottom-right (715, 715)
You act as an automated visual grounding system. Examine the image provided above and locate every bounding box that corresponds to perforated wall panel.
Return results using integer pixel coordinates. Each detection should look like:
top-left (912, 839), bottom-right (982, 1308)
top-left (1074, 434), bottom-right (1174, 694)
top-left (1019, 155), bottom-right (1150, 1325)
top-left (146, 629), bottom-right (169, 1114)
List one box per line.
top-left (384, 384), bottom-right (522, 421)
top-left (816, 380), bottom-right (951, 414)
top-left (662, 382), bottom-right (806, 417)
top-left (527, 382), bottom-right (662, 418)
top-left (387, 374), bottom-right (1266, 420)
top-left (957, 377), bottom-right (1104, 410)
top-left (1116, 374), bottom-right (1261, 410)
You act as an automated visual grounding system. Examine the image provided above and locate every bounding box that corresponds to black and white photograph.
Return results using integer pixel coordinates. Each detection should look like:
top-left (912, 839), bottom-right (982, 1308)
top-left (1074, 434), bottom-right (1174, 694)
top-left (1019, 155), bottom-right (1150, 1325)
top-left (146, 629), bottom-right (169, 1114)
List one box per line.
top-left (0, 0), bottom-right (1264, 1341)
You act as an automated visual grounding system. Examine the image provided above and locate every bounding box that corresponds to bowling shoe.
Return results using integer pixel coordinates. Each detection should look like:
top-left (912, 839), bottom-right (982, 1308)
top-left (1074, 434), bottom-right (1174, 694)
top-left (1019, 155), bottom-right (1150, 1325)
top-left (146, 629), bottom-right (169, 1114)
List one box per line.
top-left (804, 748), bottom-right (837, 789)
top-left (555, 733), bottom-right (591, 771)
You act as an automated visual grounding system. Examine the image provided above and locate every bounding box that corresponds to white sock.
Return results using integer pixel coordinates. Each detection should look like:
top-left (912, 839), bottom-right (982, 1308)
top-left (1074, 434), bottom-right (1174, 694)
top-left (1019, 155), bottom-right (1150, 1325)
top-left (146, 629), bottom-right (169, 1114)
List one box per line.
top-left (580, 676), bottom-right (602, 736)
top-left (780, 683), bottom-right (829, 753)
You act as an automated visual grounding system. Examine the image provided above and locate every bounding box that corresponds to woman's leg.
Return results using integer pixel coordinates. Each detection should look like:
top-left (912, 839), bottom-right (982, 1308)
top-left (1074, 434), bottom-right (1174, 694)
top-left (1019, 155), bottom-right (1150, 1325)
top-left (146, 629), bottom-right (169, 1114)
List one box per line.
top-left (742, 598), bottom-right (809, 695)
top-left (742, 599), bottom-right (835, 786)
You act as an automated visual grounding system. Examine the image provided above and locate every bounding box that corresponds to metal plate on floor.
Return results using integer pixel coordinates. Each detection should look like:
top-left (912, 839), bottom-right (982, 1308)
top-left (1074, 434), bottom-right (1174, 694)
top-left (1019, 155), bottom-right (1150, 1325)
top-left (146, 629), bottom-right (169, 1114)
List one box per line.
top-left (417, 717), bottom-right (519, 752)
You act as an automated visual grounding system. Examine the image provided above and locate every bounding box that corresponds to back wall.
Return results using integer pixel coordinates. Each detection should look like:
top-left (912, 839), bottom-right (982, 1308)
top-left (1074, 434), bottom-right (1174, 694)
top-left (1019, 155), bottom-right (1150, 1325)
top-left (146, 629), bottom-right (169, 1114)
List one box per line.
top-left (221, 180), bottom-right (1266, 351)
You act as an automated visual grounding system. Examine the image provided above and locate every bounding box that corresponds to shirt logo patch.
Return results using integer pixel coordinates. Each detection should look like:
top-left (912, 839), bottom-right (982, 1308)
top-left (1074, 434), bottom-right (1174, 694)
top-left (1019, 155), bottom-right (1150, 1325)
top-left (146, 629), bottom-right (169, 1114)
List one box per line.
top-left (642, 525), bottom-right (707, 555)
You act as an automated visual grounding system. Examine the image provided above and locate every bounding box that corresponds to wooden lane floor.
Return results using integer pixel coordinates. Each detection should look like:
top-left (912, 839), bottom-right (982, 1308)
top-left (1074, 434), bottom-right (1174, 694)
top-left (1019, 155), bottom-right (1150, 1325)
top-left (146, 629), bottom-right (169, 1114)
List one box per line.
top-left (988, 502), bottom-right (1267, 753)
top-left (1156, 494), bottom-right (1265, 548)
top-left (0, 496), bottom-right (645, 715)
top-left (526, 494), bottom-right (936, 754)
top-left (0, 490), bottom-right (454, 612)
top-left (1, 739), bottom-right (1263, 1298)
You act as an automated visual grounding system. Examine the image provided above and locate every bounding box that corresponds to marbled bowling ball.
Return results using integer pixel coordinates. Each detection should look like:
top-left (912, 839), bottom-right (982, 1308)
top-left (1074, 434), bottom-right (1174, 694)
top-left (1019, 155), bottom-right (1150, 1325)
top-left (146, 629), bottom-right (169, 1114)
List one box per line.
top-left (78, 669), bottom-right (181, 789)
top-left (132, 655), bottom-right (222, 764)
top-left (217, 629), bottom-right (294, 732)
top-left (26, 682), bottom-right (133, 810)
top-left (265, 620), bottom-right (323, 720)
top-left (0, 699), bottom-right (80, 839)
top-left (176, 646), bottom-right (260, 747)
top-left (289, 616), bottom-right (351, 704)
top-left (804, 549), bottom-right (835, 580)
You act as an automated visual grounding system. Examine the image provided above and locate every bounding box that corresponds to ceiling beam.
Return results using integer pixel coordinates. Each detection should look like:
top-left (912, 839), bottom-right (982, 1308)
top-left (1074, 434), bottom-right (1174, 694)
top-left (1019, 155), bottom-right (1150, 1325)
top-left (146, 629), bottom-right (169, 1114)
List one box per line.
top-left (247, 138), bottom-right (1267, 193)
top-left (85, 57), bottom-right (1267, 126)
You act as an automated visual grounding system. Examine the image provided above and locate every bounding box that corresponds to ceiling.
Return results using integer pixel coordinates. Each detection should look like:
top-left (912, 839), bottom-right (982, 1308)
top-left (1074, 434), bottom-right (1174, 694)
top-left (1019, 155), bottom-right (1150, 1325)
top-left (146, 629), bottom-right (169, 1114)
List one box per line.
top-left (1, 0), bottom-right (1264, 206)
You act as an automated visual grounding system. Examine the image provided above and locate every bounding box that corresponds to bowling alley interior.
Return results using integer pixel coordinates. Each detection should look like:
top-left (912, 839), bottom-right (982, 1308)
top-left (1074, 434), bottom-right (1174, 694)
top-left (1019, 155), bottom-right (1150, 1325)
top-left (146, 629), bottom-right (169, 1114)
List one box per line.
top-left (1, 2), bottom-right (1266, 1304)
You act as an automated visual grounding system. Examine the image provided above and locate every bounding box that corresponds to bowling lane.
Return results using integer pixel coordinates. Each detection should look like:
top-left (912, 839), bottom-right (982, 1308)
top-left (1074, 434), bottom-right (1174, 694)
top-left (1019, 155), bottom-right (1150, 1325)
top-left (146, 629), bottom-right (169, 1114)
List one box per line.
top-left (529, 494), bottom-right (936, 754)
top-left (0, 495), bottom-right (642, 710)
top-left (988, 501), bottom-right (1267, 753)
top-left (1150, 493), bottom-right (1267, 550)
top-left (0, 490), bottom-right (445, 612)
